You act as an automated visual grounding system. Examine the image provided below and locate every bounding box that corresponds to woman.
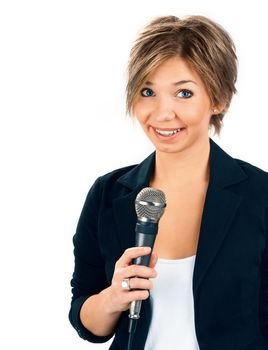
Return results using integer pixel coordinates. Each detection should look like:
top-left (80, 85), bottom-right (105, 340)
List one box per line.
top-left (69, 15), bottom-right (268, 349)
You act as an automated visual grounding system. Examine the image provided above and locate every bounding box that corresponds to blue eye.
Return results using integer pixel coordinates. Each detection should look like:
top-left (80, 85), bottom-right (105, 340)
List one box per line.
top-left (178, 89), bottom-right (193, 99)
top-left (140, 88), bottom-right (155, 97)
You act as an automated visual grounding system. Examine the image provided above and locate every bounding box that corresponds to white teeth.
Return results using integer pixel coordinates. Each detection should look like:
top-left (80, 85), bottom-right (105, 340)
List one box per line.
top-left (155, 128), bottom-right (181, 136)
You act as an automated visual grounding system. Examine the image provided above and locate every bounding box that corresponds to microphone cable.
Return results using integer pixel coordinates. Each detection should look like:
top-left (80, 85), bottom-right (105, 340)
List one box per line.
top-left (127, 318), bottom-right (138, 350)
top-left (127, 332), bottom-right (133, 350)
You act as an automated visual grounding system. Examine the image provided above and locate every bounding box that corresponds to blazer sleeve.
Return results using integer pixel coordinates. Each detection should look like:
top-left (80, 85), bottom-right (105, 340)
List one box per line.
top-left (68, 177), bottom-right (114, 343)
top-left (260, 205), bottom-right (268, 342)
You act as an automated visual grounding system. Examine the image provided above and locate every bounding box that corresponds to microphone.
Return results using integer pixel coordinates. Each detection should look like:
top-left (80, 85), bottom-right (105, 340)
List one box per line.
top-left (128, 187), bottom-right (166, 334)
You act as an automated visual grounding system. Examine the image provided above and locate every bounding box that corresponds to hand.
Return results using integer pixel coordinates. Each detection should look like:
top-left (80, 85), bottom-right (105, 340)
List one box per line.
top-left (101, 247), bottom-right (158, 315)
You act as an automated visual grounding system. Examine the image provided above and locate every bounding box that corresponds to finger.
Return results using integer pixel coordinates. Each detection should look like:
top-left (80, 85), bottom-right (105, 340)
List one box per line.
top-left (116, 246), bottom-right (151, 267)
top-left (122, 264), bottom-right (157, 279)
top-left (125, 289), bottom-right (150, 303)
top-left (127, 277), bottom-right (153, 291)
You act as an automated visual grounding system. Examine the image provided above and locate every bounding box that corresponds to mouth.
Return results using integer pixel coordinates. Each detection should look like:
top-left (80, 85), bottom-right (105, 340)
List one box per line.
top-left (154, 127), bottom-right (185, 137)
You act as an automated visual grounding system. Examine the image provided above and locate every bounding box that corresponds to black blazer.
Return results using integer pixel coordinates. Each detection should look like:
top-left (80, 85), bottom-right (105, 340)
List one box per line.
top-left (69, 138), bottom-right (268, 349)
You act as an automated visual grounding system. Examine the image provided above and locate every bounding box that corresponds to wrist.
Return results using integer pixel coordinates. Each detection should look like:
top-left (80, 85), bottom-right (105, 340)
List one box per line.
top-left (99, 287), bottom-right (122, 317)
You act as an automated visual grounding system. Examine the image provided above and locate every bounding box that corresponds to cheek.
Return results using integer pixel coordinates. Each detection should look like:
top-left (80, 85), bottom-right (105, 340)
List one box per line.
top-left (179, 102), bottom-right (211, 125)
top-left (133, 102), bottom-right (149, 123)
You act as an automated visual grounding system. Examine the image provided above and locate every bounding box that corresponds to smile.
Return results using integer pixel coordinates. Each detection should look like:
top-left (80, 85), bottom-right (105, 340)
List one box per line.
top-left (155, 128), bottom-right (183, 136)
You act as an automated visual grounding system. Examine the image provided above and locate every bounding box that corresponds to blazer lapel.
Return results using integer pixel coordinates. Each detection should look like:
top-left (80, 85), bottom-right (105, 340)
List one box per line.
top-left (192, 182), bottom-right (242, 294)
top-left (113, 190), bottom-right (140, 252)
top-left (112, 153), bottom-right (155, 252)
top-left (193, 139), bottom-right (248, 294)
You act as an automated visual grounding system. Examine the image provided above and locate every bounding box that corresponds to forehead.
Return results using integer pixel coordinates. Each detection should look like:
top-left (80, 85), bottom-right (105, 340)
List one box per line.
top-left (145, 56), bottom-right (203, 86)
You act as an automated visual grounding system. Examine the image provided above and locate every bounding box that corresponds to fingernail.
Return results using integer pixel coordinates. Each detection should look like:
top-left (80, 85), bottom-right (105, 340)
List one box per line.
top-left (143, 247), bottom-right (151, 251)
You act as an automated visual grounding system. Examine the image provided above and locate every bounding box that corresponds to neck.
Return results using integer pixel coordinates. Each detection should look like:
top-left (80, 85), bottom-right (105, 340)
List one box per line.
top-left (152, 138), bottom-right (211, 189)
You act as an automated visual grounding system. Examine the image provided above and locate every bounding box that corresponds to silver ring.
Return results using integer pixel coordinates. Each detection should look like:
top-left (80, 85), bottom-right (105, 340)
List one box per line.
top-left (121, 278), bottom-right (131, 290)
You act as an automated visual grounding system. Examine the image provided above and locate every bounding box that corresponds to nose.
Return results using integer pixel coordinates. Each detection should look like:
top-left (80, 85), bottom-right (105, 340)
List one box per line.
top-left (153, 97), bottom-right (176, 122)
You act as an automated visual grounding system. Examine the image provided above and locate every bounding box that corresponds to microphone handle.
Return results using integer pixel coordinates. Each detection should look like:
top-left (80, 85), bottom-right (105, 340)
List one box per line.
top-left (129, 222), bottom-right (158, 321)
top-left (133, 232), bottom-right (156, 265)
top-left (133, 220), bottom-right (158, 264)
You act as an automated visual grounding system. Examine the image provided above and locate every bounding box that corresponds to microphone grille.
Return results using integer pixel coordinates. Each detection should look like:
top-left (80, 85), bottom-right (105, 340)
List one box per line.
top-left (135, 187), bottom-right (166, 223)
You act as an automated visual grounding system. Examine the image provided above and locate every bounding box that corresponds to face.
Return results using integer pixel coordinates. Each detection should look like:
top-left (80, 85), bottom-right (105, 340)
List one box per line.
top-left (133, 56), bottom-right (216, 155)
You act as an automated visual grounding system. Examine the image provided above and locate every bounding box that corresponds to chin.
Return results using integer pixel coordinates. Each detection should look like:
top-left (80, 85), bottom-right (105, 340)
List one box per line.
top-left (153, 136), bottom-right (204, 155)
top-left (154, 144), bottom-right (187, 154)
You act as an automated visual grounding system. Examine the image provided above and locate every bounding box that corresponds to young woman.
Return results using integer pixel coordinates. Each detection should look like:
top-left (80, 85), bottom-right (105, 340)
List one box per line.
top-left (69, 15), bottom-right (268, 349)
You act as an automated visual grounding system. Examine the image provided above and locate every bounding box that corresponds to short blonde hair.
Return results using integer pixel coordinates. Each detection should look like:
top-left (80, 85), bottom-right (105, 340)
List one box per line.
top-left (126, 15), bottom-right (238, 135)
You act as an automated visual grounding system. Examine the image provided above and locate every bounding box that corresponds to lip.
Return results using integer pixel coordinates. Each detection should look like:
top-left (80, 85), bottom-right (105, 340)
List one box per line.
top-left (151, 126), bottom-right (186, 140)
top-left (152, 126), bottom-right (185, 131)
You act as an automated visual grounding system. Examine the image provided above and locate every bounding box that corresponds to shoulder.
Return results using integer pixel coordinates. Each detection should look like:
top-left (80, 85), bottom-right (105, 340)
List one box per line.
top-left (235, 158), bottom-right (268, 182)
top-left (99, 164), bottom-right (137, 187)
top-left (87, 163), bottom-right (139, 205)
top-left (96, 163), bottom-right (138, 196)
top-left (79, 163), bottom-right (139, 221)
top-left (234, 158), bottom-right (268, 200)
top-left (91, 152), bottom-right (155, 198)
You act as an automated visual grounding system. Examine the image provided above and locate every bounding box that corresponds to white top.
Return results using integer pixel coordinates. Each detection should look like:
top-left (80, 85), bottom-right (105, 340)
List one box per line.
top-left (144, 255), bottom-right (200, 350)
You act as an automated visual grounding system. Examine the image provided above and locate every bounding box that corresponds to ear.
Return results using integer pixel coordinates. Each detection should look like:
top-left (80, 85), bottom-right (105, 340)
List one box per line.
top-left (211, 103), bottom-right (226, 115)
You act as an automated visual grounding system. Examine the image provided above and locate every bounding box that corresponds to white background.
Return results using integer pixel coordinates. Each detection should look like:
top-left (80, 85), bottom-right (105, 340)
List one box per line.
top-left (0, 0), bottom-right (267, 349)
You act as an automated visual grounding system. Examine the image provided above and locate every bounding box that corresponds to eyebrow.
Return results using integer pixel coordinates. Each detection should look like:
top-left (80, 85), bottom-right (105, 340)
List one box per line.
top-left (144, 80), bottom-right (197, 86)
